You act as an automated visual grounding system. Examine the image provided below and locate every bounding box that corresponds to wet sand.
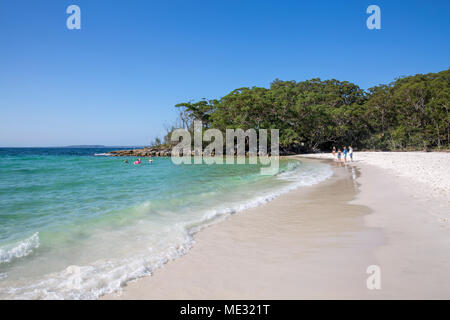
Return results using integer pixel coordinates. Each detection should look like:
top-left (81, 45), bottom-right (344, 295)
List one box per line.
top-left (103, 157), bottom-right (450, 299)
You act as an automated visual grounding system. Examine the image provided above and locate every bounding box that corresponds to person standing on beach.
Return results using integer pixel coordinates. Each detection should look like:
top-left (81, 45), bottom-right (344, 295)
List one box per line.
top-left (337, 149), bottom-right (342, 162)
top-left (343, 147), bottom-right (348, 163)
top-left (332, 146), bottom-right (336, 159)
top-left (349, 146), bottom-right (353, 162)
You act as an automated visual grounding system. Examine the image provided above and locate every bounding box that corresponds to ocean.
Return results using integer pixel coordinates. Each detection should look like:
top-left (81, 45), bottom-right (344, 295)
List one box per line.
top-left (0, 148), bottom-right (332, 299)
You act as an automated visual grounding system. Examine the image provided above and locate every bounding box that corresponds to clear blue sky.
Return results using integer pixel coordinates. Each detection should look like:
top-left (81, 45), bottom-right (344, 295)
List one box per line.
top-left (0, 0), bottom-right (449, 147)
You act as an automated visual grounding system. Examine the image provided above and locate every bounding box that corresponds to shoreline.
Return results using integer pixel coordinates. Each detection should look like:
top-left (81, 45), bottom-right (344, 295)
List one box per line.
top-left (103, 154), bottom-right (450, 299)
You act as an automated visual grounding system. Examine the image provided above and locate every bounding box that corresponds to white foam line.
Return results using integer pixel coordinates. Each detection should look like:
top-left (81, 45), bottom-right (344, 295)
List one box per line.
top-left (0, 232), bottom-right (40, 264)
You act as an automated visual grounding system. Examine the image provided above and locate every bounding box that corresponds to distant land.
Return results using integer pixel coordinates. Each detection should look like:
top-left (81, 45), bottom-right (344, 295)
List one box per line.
top-left (61, 145), bottom-right (144, 149)
top-left (0, 145), bottom-right (145, 149)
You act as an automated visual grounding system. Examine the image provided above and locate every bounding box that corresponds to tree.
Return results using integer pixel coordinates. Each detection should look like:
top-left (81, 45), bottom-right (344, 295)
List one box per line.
top-left (172, 68), bottom-right (449, 152)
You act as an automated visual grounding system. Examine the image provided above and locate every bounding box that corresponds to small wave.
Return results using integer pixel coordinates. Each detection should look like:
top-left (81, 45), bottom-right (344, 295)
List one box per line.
top-left (188, 161), bottom-right (333, 233)
top-left (0, 231), bottom-right (193, 300)
top-left (94, 153), bottom-right (112, 156)
top-left (0, 233), bottom-right (40, 264)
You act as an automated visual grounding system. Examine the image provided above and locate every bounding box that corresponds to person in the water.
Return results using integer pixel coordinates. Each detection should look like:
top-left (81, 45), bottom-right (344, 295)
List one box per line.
top-left (134, 158), bottom-right (141, 165)
top-left (123, 159), bottom-right (128, 164)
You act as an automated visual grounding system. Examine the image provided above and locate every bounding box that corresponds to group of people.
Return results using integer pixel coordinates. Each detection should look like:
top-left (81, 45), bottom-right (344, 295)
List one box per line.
top-left (332, 146), bottom-right (353, 163)
top-left (123, 158), bottom-right (153, 165)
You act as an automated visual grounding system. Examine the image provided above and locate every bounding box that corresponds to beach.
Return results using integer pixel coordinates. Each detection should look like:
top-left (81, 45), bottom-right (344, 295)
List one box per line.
top-left (0, 150), bottom-right (332, 299)
top-left (104, 152), bottom-right (450, 299)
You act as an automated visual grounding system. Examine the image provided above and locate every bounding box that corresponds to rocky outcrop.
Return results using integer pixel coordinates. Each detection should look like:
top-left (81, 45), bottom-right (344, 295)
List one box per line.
top-left (109, 147), bottom-right (287, 157)
top-left (109, 147), bottom-right (172, 157)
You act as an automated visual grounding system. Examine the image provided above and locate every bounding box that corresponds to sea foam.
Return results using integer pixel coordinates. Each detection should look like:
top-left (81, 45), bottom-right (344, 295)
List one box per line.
top-left (0, 233), bottom-right (40, 264)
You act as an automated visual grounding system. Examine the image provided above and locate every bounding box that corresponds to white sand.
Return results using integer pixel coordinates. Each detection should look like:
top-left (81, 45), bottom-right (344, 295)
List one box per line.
top-left (299, 152), bottom-right (450, 225)
top-left (351, 162), bottom-right (450, 298)
top-left (299, 152), bottom-right (450, 198)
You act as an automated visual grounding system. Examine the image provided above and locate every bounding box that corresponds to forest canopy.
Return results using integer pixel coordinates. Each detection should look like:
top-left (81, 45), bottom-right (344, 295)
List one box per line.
top-left (169, 68), bottom-right (449, 153)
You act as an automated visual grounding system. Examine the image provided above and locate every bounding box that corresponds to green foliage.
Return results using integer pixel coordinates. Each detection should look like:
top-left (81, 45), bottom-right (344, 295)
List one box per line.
top-left (174, 69), bottom-right (450, 152)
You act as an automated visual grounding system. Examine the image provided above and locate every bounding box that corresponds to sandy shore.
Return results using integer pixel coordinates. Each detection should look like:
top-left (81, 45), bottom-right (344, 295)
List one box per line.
top-left (104, 153), bottom-right (450, 299)
top-left (301, 151), bottom-right (450, 226)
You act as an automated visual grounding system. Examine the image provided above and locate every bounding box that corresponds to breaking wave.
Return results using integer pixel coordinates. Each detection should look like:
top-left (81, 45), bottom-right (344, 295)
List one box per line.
top-left (0, 233), bottom-right (40, 264)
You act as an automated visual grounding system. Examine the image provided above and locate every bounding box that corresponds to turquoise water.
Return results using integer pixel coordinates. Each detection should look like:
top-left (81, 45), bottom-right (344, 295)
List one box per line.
top-left (0, 148), bottom-right (332, 299)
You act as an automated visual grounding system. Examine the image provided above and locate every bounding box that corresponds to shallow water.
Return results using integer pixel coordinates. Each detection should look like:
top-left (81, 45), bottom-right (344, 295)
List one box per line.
top-left (0, 148), bottom-right (332, 299)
